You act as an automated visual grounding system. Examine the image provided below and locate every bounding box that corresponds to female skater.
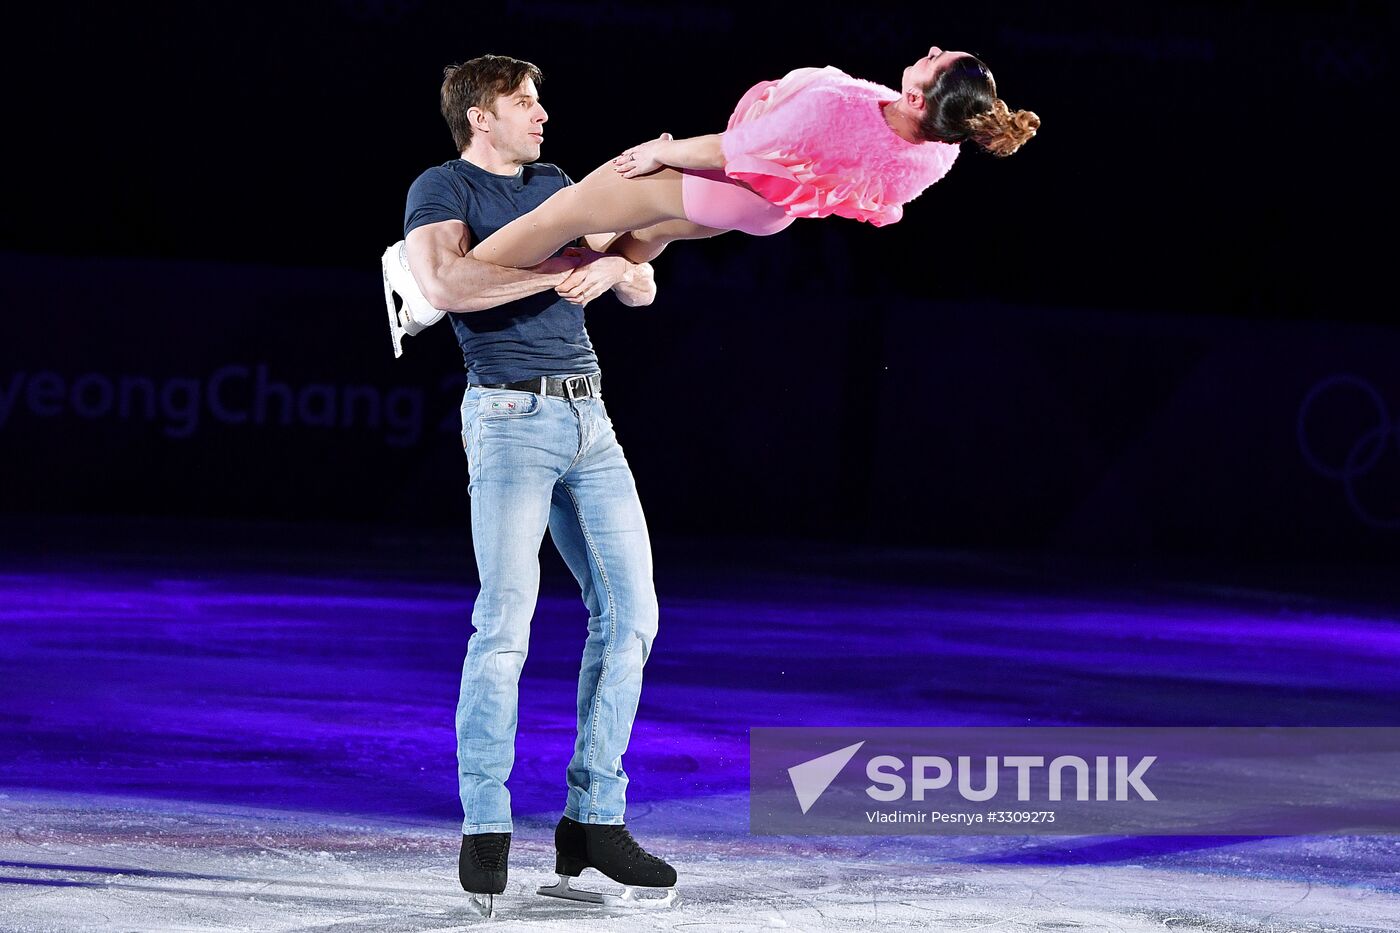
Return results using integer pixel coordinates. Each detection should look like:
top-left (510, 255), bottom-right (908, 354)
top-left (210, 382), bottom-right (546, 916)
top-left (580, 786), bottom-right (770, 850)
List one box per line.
top-left (468, 46), bottom-right (1040, 268)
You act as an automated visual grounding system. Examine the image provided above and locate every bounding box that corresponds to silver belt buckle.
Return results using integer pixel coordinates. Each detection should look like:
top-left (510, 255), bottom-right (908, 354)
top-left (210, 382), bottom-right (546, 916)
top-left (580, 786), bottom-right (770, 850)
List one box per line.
top-left (563, 375), bottom-right (589, 400)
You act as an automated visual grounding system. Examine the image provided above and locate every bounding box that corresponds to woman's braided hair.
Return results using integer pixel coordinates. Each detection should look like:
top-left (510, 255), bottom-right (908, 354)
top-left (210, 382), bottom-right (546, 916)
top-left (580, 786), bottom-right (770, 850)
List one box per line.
top-left (918, 55), bottom-right (1039, 157)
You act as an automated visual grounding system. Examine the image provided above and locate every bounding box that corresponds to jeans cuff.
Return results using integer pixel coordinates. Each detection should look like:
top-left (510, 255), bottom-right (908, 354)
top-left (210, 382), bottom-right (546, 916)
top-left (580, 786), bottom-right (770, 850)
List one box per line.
top-left (563, 807), bottom-right (624, 825)
top-left (463, 820), bottom-right (513, 834)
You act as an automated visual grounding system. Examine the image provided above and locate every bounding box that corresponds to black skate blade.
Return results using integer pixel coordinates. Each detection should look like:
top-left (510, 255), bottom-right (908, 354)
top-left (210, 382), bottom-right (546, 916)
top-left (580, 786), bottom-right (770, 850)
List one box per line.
top-left (536, 873), bottom-right (677, 909)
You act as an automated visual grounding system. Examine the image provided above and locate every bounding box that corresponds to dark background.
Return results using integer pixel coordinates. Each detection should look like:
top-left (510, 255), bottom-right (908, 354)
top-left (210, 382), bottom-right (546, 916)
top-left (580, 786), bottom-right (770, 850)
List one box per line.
top-left (3, 0), bottom-right (1397, 561)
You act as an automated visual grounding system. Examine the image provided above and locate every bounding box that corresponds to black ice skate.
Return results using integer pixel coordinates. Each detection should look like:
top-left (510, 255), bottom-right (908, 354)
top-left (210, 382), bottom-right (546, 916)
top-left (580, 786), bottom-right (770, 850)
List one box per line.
top-left (459, 831), bottom-right (511, 917)
top-left (536, 815), bottom-right (678, 909)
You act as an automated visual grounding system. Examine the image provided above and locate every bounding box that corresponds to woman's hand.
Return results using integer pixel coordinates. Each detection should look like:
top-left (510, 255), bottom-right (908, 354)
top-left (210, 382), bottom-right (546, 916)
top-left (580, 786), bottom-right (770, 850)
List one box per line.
top-left (613, 133), bottom-right (674, 178)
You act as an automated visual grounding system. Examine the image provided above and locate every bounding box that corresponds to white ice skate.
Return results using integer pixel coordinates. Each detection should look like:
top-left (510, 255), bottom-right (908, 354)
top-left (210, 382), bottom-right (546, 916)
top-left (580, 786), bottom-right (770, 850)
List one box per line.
top-left (380, 240), bottom-right (446, 358)
top-left (536, 873), bottom-right (678, 909)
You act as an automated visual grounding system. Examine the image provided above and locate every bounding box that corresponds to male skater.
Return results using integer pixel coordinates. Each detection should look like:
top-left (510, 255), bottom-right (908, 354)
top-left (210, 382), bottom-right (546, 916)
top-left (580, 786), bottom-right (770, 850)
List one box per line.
top-left (401, 54), bottom-right (676, 912)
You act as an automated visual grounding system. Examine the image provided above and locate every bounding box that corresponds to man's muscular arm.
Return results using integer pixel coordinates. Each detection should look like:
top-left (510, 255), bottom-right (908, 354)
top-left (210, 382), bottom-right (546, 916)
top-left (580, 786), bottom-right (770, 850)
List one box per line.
top-left (406, 219), bottom-right (578, 313)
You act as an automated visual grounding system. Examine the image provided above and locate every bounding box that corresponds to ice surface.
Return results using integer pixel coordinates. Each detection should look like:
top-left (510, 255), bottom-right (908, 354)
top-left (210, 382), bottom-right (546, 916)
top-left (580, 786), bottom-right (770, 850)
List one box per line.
top-left (2, 788), bottom-right (1398, 932)
top-left (4, 533), bottom-right (1400, 930)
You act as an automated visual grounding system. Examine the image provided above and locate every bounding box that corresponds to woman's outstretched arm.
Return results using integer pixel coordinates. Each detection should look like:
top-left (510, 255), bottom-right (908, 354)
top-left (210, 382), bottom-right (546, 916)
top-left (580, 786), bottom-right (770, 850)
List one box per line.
top-left (614, 133), bottom-right (725, 177)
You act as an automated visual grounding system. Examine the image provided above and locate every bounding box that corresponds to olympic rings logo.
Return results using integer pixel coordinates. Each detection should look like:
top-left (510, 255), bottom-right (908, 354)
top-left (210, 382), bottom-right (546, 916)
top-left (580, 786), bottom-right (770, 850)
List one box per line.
top-left (1297, 374), bottom-right (1400, 530)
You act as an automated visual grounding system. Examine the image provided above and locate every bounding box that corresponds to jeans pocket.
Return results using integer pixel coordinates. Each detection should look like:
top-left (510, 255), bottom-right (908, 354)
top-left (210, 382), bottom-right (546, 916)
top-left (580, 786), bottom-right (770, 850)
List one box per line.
top-left (478, 390), bottom-right (543, 420)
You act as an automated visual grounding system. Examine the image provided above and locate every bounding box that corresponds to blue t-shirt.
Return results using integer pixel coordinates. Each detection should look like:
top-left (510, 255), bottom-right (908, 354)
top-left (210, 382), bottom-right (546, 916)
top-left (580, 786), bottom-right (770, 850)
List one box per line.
top-left (403, 158), bottom-right (600, 384)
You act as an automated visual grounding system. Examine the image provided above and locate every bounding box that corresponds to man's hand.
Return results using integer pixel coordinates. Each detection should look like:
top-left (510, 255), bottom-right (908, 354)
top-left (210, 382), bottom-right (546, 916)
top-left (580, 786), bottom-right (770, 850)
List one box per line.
top-left (554, 247), bottom-right (631, 306)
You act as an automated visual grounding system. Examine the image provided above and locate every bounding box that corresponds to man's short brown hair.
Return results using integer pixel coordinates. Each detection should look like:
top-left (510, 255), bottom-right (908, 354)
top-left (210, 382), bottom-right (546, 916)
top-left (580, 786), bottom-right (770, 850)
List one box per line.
top-left (440, 54), bottom-right (544, 153)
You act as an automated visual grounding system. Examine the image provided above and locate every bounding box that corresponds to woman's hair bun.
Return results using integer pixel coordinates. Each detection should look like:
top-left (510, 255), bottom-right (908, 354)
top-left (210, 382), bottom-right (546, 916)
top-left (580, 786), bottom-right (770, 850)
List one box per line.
top-left (967, 98), bottom-right (1041, 157)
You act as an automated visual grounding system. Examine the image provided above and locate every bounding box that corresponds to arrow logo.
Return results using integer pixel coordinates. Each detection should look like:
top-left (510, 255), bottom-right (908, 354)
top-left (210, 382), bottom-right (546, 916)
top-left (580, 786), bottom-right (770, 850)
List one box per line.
top-left (788, 741), bottom-right (865, 814)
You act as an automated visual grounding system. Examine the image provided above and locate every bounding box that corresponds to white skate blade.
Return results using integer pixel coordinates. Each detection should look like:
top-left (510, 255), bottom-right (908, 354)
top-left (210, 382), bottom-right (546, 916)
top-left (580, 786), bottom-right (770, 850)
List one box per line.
top-left (380, 241), bottom-right (446, 358)
top-left (465, 892), bottom-right (496, 918)
top-left (381, 249), bottom-right (407, 359)
top-left (536, 873), bottom-right (678, 909)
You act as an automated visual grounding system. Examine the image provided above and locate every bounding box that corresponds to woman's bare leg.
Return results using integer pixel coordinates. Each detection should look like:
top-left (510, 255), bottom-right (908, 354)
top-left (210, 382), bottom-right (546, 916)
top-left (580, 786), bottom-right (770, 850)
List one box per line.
top-left (609, 220), bottom-right (728, 264)
top-left (471, 163), bottom-right (690, 268)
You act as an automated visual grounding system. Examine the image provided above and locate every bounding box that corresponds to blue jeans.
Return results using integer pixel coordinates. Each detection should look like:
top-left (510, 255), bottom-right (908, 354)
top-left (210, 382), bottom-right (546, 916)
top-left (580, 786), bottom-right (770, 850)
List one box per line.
top-left (456, 383), bottom-right (659, 834)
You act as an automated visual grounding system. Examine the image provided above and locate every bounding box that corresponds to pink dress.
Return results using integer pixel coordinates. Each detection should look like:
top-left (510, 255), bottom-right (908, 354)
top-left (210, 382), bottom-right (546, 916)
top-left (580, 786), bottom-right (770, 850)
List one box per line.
top-left (720, 66), bottom-right (960, 227)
